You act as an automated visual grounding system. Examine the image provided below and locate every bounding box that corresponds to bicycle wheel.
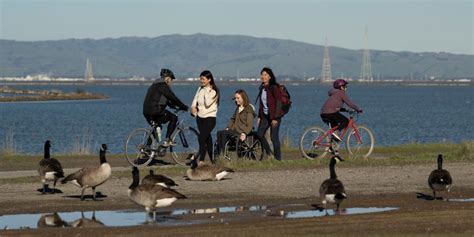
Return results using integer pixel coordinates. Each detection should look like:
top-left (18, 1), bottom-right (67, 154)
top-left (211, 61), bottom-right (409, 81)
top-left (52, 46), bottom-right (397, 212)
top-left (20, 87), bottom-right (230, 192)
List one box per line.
top-left (170, 127), bottom-right (199, 166)
top-left (345, 125), bottom-right (375, 160)
top-left (242, 134), bottom-right (264, 161)
top-left (299, 126), bottom-right (330, 160)
top-left (125, 128), bottom-right (155, 167)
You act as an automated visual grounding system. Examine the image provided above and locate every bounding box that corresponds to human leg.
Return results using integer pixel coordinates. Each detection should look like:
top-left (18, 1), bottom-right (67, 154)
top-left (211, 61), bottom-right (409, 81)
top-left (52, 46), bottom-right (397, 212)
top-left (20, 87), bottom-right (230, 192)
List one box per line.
top-left (270, 118), bottom-right (281, 160)
top-left (256, 116), bottom-right (273, 156)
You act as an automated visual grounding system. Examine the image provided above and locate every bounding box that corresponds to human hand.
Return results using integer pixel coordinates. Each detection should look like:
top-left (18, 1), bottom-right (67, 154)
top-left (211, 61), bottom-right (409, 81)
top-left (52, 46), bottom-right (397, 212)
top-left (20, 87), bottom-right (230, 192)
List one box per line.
top-left (191, 106), bottom-right (198, 116)
top-left (239, 133), bottom-right (246, 141)
top-left (271, 120), bottom-right (278, 127)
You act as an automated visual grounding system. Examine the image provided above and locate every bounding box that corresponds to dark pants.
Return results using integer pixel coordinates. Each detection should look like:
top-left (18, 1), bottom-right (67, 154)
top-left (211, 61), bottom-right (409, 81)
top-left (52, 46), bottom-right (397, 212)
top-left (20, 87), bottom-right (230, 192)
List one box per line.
top-left (144, 110), bottom-right (178, 139)
top-left (216, 129), bottom-right (240, 155)
top-left (320, 112), bottom-right (349, 132)
top-left (197, 117), bottom-right (216, 162)
top-left (256, 115), bottom-right (281, 160)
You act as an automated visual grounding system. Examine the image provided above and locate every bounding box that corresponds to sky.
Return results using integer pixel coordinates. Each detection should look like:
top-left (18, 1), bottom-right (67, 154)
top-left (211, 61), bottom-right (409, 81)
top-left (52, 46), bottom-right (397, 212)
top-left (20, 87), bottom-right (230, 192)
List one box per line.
top-left (0, 0), bottom-right (472, 55)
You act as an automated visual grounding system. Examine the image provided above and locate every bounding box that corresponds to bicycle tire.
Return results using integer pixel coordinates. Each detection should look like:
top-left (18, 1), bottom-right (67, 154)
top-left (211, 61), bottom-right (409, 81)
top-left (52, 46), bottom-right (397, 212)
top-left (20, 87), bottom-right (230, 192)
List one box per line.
top-left (124, 128), bottom-right (155, 167)
top-left (170, 126), bottom-right (199, 166)
top-left (299, 126), bottom-right (330, 160)
top-left (345, 125), bottom-right (375, 160)
top-left (243, 134), bottom-right (264, 161)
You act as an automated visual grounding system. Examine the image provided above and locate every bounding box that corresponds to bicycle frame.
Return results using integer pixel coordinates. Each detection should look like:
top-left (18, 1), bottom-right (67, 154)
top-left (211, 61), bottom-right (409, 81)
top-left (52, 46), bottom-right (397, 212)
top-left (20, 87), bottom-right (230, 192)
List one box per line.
top-left (314, 111), bottom-right (363, 147)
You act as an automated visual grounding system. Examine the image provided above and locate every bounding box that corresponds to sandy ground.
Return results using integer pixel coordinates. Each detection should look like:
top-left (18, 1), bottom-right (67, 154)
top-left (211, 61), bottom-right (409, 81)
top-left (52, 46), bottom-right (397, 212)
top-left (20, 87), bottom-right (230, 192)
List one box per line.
top-left (1, 162), bottom-right (473, 236)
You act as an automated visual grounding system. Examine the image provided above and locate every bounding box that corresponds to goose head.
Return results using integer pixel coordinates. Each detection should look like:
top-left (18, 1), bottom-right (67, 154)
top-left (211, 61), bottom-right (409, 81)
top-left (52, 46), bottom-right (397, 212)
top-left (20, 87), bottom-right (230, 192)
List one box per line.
top-left (185, 154), bottom-right (198, 169)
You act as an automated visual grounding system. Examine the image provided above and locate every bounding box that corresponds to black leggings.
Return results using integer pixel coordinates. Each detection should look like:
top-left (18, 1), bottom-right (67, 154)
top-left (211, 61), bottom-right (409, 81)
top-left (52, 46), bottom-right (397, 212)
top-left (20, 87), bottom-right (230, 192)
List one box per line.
top-left (196, 117), bottom-right (216, 162)
top-left (216, 129), bottom-right (240, 155)
top-left (320, 112), bottom-right (349, 131)
top-left (144, 110), bottom-right (178, 139)
top-left (256, 115), bottom-right (281, 160)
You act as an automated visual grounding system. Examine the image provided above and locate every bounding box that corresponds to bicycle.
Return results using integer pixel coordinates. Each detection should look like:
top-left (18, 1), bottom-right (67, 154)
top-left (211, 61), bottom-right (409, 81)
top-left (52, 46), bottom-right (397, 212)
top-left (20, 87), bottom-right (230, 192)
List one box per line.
top-left (124, 110), bottom-right (199, 167)
top-left (299, 108), bottom-right (375, 160)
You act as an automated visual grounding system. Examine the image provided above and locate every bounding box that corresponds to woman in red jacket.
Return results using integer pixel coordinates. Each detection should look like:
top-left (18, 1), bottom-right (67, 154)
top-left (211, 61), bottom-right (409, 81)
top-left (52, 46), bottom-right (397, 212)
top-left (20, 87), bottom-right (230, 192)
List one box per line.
top-left (255, 67), bottom-right (283, 161)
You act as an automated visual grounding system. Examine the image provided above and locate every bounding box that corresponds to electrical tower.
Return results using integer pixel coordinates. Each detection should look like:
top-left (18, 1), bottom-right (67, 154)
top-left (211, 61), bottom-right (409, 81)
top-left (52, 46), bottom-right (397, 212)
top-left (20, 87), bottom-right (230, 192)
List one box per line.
top-left (84, 58), bottom-right (94, 83)
top-left (321, 38), bottom-right (332, 82)
top-left (360, 27), bottom-right (373, 81)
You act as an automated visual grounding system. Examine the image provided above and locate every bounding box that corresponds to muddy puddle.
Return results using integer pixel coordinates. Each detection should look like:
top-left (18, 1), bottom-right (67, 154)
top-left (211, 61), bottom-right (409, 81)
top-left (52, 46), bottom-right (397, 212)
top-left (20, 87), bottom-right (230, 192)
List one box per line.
top-left (0, 204), bottom-right (399, 230)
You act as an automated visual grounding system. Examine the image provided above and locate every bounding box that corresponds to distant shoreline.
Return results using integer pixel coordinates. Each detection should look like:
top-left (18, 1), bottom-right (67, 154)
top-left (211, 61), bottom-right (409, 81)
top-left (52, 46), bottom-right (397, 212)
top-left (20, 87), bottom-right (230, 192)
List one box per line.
top-left (0, 79), bottom-right (472, 87)
top-left (0, 86), bottom-right (109, 102)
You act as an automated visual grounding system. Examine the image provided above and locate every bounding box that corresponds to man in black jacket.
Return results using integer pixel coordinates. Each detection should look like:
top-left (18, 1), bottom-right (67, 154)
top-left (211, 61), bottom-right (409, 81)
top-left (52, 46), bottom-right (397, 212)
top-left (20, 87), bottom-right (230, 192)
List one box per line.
top-left (143, 69), bottom-right (188, 147)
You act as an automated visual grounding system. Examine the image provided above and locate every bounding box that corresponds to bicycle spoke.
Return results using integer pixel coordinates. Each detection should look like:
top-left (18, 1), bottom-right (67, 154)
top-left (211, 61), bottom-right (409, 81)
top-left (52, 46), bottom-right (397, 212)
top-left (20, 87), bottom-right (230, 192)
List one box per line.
top-left (299, 127), bottom-right (329, 160)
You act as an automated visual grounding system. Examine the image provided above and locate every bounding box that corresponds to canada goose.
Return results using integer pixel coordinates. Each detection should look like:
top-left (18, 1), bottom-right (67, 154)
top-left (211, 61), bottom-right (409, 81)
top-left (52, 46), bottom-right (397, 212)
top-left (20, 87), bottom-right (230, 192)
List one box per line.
top-left (428, 154), bottom-right (453, 200)
top-left (141, 169), bottom-right (178, 188)
top-left (128, 167), bottom-right (187, 221)
top-left (61, 144), bottom-right (111, 201)
top-left (71, 211), bottom-right (104, 228)
top-left (319, 156), bottom-right (346, 212)
top-left (37, 213), bottom-right (68, 228)
top-left (38, 140), bottom-right (65, 194)
top-left (185, 155), bottom-right (234, 181)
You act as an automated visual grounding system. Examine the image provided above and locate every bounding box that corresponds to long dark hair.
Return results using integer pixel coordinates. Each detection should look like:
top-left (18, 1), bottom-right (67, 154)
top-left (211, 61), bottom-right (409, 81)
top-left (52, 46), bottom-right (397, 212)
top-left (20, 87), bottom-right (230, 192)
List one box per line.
top-left (200, 70), bottom-right (220, 105)
top-left (260, 67), bottom-right (277, 86)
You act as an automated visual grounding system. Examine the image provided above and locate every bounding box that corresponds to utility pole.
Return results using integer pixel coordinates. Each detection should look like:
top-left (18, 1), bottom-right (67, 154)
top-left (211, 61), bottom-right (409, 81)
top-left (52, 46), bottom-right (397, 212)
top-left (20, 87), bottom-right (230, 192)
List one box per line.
top-left (360, 27), bottom-right (373, 81)
top-left (321, 38), bottom-right (332, 82)
top-left (84, 58), bottom-right (94, 83)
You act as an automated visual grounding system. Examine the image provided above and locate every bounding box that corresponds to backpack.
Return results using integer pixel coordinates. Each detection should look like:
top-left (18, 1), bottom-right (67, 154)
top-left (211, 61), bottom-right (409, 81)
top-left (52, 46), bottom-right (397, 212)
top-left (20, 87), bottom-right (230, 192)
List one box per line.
top-left (278, 84), bottom-right (292, 116)
top-left (256, 84), bottom-right (292, 117)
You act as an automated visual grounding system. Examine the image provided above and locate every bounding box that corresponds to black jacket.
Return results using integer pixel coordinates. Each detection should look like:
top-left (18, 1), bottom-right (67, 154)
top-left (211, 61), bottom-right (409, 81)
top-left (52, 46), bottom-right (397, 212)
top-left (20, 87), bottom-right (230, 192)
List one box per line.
top-left (143, 81), bottom-right (187, 116)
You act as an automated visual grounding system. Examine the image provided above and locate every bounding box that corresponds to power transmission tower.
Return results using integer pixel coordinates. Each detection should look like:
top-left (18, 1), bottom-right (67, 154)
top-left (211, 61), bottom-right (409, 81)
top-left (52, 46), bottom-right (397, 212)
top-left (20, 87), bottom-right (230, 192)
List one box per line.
top-left (84, 58), bottom-right (94, 83)
top-left (321, 38), bottom-right (332, 82)
top-left (360, 27), bottom-right (373, 81)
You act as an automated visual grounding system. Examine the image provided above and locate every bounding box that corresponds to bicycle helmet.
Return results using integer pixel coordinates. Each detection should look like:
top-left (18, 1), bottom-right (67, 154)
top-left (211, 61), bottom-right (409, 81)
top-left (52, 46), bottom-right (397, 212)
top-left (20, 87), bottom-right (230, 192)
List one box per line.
top-left (160, 68), bottom-right (175, 80)
top-left (333, 79), bottom-right (348, 89)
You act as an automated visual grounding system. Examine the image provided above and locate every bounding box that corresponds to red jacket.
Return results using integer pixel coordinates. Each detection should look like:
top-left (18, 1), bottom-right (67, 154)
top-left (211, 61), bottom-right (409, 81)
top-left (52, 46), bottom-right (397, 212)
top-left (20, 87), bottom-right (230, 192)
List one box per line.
top-left (257, 84), bottom-right (283, 120)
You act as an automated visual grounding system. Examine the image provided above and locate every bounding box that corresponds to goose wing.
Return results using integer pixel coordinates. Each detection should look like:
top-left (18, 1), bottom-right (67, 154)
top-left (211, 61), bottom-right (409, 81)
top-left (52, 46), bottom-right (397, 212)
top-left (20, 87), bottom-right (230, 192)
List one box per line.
top-left (61, 167), bottom-right (91, 184)
top-left (142, 174), bottom-right (177, 186)
top-left (320, 178), bottom-right (345, 196)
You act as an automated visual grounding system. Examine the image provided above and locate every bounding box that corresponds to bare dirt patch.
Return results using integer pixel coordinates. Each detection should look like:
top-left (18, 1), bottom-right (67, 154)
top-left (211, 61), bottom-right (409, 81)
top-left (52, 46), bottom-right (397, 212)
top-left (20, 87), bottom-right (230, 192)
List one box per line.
top-left (1, 162), bottom-right (473, 236)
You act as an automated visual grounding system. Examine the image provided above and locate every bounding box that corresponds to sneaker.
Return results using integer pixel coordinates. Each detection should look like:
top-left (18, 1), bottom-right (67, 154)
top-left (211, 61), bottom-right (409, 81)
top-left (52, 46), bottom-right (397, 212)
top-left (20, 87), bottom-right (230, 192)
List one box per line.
top-left (162, 139), bottom-right (176, 147)
top-left (331, 133), bottom-right (342, 142)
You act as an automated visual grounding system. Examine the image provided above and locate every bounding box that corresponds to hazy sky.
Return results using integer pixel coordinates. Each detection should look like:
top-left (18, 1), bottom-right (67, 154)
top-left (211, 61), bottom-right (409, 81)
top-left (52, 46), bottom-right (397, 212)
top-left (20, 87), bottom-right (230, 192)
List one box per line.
top-left (0, 0), bottom-right (472, 54)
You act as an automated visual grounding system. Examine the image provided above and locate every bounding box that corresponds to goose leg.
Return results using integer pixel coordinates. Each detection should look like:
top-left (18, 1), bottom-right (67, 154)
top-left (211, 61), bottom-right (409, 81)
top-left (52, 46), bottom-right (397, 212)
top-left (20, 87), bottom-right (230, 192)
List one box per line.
top-left (51, 179), bottom-right (57, 194)
top-left (336, 203), bottom-right (340, 212)
top-left (42, 182), bottom-right (48, 194)
top-left (81, 188), bottom-right (85, 201)
top-left (92, 187), bottom-right (97, 201)
top-left (432, 190), bottom-right (436, 200)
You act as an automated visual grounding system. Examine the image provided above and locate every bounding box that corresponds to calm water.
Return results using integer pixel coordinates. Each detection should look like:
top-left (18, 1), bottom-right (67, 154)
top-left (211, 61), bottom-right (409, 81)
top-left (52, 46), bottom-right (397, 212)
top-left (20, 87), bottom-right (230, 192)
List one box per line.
top-left (1, 83), bottom-right (473, 154)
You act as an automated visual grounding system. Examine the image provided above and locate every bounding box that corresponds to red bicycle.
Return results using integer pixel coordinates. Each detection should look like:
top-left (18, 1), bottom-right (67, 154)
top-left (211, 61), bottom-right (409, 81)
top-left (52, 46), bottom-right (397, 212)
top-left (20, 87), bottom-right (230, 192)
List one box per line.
top-left (299, 109), bottom-right (374, 160)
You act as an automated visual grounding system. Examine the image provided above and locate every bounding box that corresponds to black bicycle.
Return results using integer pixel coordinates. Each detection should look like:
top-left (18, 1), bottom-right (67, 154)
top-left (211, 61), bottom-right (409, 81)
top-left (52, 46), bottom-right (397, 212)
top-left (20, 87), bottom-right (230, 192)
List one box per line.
top-left (124, 110), bottom-right (199, 167)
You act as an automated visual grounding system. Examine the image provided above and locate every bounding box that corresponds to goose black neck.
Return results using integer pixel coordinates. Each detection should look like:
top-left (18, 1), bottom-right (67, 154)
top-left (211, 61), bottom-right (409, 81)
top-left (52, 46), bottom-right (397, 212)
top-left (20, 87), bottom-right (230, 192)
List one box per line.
top-left (44, 145), bottom-right (50, 159)
top-left (129, 169), bottom-right (140, 189)
top-left (329, 159), bottom-right (337, 179)
top-left (190, 159), bottom-right (198, 169)
top-left (437, 155), bottom-right (443, 170)
top-left (99, 150), bottom-right (107, 164)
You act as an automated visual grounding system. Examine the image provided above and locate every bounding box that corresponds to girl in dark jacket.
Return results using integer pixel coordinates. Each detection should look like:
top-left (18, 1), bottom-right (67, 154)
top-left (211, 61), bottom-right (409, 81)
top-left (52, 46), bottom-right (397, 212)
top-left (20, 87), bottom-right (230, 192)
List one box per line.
top-left (255, 67), bottom-right (283, 161)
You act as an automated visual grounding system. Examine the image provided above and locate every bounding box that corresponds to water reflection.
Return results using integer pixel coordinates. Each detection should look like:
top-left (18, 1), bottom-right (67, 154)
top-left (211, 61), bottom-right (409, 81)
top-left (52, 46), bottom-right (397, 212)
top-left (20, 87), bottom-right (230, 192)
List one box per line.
top-left (0, 205), bottom-right (400, 230)
top-left (448, 198), bottom-right (474, 202)
top-left (37, 213), bottom-right (69, 228)
top-left (71, 211), bottom-right (105, 228)
top-left (285, 207), bottom-right (398, 219)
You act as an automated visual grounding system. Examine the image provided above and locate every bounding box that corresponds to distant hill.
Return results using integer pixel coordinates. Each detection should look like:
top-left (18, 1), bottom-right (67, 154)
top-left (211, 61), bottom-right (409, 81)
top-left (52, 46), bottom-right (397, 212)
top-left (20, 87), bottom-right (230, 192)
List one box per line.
top-left (0, 34), bottom-right (472, 79)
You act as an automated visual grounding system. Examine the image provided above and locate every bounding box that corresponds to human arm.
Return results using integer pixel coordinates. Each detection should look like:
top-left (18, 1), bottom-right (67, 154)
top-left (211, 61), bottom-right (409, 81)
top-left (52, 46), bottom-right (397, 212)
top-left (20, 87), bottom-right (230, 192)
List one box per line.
top-left (161, 85), bottom-right (188, 111)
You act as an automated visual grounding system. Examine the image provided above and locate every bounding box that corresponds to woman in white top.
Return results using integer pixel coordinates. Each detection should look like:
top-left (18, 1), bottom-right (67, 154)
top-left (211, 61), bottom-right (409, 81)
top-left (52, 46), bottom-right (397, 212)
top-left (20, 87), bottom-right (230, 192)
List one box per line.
top-left (191, 70), bottom-right (220, 163)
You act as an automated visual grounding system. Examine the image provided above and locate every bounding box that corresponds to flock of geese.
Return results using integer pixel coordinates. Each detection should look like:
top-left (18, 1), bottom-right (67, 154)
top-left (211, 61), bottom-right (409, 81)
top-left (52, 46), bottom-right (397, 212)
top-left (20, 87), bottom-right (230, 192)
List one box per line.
top-left (38, 140), bottom-right (454, 220)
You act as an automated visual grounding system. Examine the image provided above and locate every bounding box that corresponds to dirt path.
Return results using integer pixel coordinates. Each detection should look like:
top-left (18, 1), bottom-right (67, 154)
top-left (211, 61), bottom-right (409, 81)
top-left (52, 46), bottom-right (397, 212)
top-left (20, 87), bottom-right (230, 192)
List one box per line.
top-left (1, 162), bottom-right (473, 236)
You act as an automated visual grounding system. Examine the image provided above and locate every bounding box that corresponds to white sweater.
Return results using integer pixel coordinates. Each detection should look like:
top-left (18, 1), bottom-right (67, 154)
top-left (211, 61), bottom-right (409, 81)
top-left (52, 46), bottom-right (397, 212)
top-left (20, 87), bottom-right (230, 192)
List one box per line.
top-left (191, 86), bottom-right (218, 118)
